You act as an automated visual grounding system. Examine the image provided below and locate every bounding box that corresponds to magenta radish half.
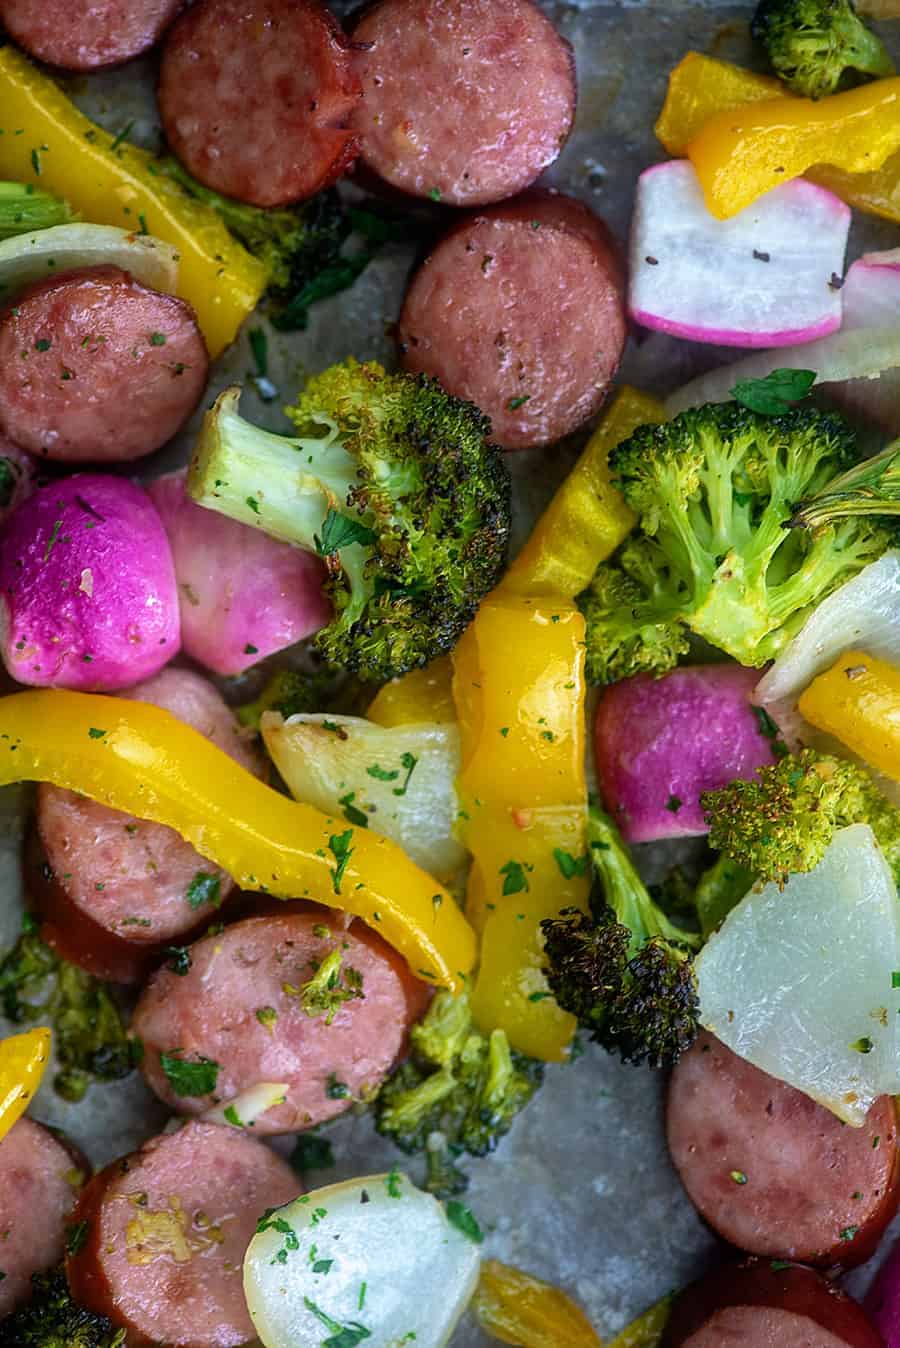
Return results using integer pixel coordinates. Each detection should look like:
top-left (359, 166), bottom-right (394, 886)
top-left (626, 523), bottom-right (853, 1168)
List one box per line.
top-left (826, 250), bottom-right (900, 435)
top-left (629, 160), bottom-right (849, 348)
top-left (0, 474), bottom-right (180, 690)
top-left (148, 472), bottom-right (330, 677)
top-left (594, 663), bottom-right (781, 842)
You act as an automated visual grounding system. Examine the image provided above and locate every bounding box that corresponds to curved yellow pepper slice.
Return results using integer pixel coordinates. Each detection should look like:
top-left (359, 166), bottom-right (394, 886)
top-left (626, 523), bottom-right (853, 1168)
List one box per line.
top-left (472, 1260), bottom-right (603, 1347)
top-left (367, 657), bottom-right (455, 727)
top-left (501, 387), bottom-right (664, 599)
top-left (0, 1027), bottom-right (51, 1144)
top-left (799, 650), bottom-right (900, 782)
top-left (608, 1297), bottom-right (672, 1348)
top-left (0, 47), bottom-right (266, 357)
top-left (0, 690), bottom-right (475, 990)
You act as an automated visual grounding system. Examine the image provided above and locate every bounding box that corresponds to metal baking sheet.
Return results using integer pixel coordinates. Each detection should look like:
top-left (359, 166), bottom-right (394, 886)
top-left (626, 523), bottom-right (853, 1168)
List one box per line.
top-left (1, 4), bottom-right (898, 1341)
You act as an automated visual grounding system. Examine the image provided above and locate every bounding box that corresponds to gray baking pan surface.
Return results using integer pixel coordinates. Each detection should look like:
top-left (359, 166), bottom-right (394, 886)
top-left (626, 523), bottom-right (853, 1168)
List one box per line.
top-left (1, 2), bottom-right (898, 1342)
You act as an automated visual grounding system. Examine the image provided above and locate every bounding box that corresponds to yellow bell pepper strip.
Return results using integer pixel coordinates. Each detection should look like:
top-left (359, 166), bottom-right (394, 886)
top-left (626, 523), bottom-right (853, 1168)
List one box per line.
top-left (472, 1260), bottom-right (603, 1348)
top-left (799, 650), bottom-right (900, 782)
top-left (453, 595), bottom-right (589, 1061)
top-left (0, 1027), bottom-right (51, 1144)
top-left (657, 53), bottom-right (900, 225)
top-left (366, 656), bottom-right (455, 727)
top-left (501, 387), bottom-right (665, 599)
top-left (608, 1297), bottom-right (673, 1348)
top-left (0, 690), bottom-right (475, 991)
top-left (0, 46), bottom-right (266, 357)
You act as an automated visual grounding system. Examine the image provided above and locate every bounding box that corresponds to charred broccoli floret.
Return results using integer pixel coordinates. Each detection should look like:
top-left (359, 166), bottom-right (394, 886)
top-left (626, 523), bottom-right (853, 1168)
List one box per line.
top-left (791, 437), bottom-right (900, 529)
top-left (702, 747), bottom-right (900, 887)
top-left (188, 361), bottom-right (511, 681)
top-left (752, 0), bottom-right (894, 98)
top-left (374, 987), bottom-right (543, 1195)
top-left (0, 915), bottom-right (136, 1101)
top-left (0, 1266), bottom-right (124, 1347)
top-left (541, 806), bottom-right (701, 1069)
top-left (580, 402), bottom-right (894, 682)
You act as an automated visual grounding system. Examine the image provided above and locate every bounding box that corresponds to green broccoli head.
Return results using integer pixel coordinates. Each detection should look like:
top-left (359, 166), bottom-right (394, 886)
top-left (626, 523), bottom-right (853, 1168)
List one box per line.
top-left (752, 0), bottom-right (894, 98)
top-left (188, 362), bottom-right (510, 681)
top-left (0, 1266), bottom-right (124, 1347)
top-left (374, 987), bottom-right (543, 1193)
top-left (580, 401), bottom-right (893, 681)
top-left (702, 747), bottom-right (900, 886)
top-left (540, 806), bottom-right (700, 1069)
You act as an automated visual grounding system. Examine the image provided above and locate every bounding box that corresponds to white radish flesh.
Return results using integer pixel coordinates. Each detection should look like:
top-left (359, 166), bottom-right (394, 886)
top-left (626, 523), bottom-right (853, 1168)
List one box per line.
top-left (0, 223), bottom-right (179, 295)
top-left (629, 161), bottom-right (849, 347)
top-left (826, 251), bottom-right (900, 434)
top-left (243, 1173), bottom-right (481, 1348)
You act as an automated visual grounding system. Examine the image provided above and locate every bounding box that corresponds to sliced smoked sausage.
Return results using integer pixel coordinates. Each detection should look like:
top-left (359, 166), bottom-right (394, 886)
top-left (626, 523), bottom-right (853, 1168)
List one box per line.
top-left (0, 266), bottom-right (208, 463)
top-left (398, 190), bottom-right (626, 450)
top-left (0, 1116), bottom-right (83, 1317)
top-left (66, 1121), bottom-right (299, 1348)
top-left (662, 1260), bottom-right (884, 1348)
top-left (350, 0), bottom-right (576, 207)
top-left (132, 906), bottom-right (431, 1133)
top-left (666, 1031), bottom-right (900, 1268)
top-left (158, 0), bottom-right (360, 207)
top-left (35, 668), bottom-right (264, 982)
top-left (0, 0), bottom-right (183, 70)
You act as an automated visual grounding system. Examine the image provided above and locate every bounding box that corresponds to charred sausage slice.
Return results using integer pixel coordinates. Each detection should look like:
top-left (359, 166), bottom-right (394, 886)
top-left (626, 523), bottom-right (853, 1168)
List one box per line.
top-left (0, 0), bottom-right (183, 70)
top-left (0, 1117), bottom-right (83, 1317)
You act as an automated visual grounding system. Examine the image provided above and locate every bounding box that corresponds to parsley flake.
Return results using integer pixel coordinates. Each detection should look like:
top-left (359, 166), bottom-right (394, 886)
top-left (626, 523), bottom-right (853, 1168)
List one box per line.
top-left (159, 1051), bottom-right (220, 1097)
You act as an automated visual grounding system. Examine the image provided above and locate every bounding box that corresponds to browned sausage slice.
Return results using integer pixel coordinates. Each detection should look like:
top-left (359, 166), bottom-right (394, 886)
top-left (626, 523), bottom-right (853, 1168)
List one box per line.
top-left (67, 1121), bottom-right (299, 1348)
top-left (158, 0), bottom-right (360, 207)
top-left (398, 190), bottom-right (626, 449)
top-left (0, 0), bottom-right (182, 70)
top-left (662, 1260), bottom-right (884, 1348)
top-left (132, 906), bottom-right (431, 1133)
top-left (36, 668), bottom-right (264, 981)
top-left (666, 1031), bottom-right (900, 1268)
top-left (0, 266), bottom-right (208, 463)
top-left (0, 1117), bottom-right (83, 1317)
top-left (350, 0), bottom-right (576, 207)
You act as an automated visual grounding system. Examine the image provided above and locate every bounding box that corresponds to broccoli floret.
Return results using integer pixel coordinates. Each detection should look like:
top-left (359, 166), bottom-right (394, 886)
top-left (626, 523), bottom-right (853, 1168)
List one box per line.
top-left (374, 987), bottom-right (543, 1195)
top-left (0, 1266), bottom-right (124, 1347)
top-left (235, 665), bottom-right (365, 730)
top-left (791, 437), bottom-right (900, 529)
top-left (693, 852), bottom-right (757, 938)
top-left (0, 916), bottom-right (136, 1102)
top-left (580, 402), bottom-right (894, 682)
top-left (702, 747), bottom-right (900, 887)
top-left (285, 947), bottom-right (364, 1024)
top-left (541, 806), bottom-right (701, 1069)
top-left (188, 361), bottom-right (511, 681)
top-left (752, 0), bottom-right (894, 98)
top-left (0, 182), bottom-right (74, 239)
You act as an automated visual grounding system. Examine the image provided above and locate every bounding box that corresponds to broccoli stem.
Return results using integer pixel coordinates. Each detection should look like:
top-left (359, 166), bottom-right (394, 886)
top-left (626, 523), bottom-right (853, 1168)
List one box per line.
top-left (790, 439), bottom-right (900, 529)
top-left (0, 182), bottom-right (73, 239)
top-left (694, 854), bottom-right (756, 939)
top-left (587, 808), bottom-right (701, 954)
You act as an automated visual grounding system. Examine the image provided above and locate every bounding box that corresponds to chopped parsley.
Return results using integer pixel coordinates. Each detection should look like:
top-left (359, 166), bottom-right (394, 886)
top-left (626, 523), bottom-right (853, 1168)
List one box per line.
top-left (303, 1297), bottom-right (372, 1347)
top-left (246, 496), bottom-right (261, 515)
top-left (366, 762), bottom-right (399, 782)
top-left (87, 726), bottom-right (107, 740)
top-left (499, 859), bottom-right (530, 896)
top-left (392, 752), bottom-right (418, 797)
top-left (65, 1220), bottom-right (89, 1256)
top-left (731, 368), bottom-right (816, 416)
top-left (851, 1036), bottom-right (874, 1054)
top-left (385, 1167), bottom-right (402, 1198)
top-left (730, 1169), bottom-right (748, 1185)
top-left (163, 946), bottom-right (192, 976)
top-left (159, 1051), bottom-right (220, 1097)
top-left (223, 1103), bottom-right (243, 1128)
top-left (553, 848), bottom-right (589, 880)
top-left (666, 795), bottom-right (683, 814)
top-left (290, 1133), bottom-right (335, 1173)
top-left (507, 395), bottom-right (531, 411)
top-left (446, 1200), bottom-right (483, 1244)
top-left (109, 119), bottom-right (135, 153)
top-left (328, 830), bottom-right (354, 895)
top-left (338, 791), bottom-right (369, 828)
top-left (314, 508), bottom-right (377, 556)
top-left (325, 1072), bottom-right (350, 1100)
top-left (185, 871), bottom-right (222, 910)
top-left (256, 1005), bottom-right (278, 1031)
top-left (149, 331), bottom-right (167, 346)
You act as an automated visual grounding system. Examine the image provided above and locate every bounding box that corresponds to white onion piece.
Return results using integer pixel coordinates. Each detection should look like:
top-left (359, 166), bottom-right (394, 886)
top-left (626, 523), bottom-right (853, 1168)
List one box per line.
top-left (0, 223), bottom-right (179, 295)
top-left (202, 1082), bottom-right (288, 1129)
top-left (262, 712), bottom-right (465, 882)
top-left (243, 1173), bottom-right (481, 1348)
top-left (667, 327), bottom-right (900, 415)
top-left (696, 824), bottom-right (900, 1125)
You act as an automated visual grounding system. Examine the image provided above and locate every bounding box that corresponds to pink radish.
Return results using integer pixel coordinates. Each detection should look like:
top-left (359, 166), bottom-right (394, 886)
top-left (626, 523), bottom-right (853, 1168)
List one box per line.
top-left (0, 474), bottom-right (180, 690)
top-left (0, 438), bottom-right (34, 525)
top-left (594, 664), bottom-right (781, 843)
top-left (865, 1235), bottom-right (900, 1345)
top-left (827, 249), bottom-right (900, 435)
top-left (629, 160), bottom-right (849, 348)
top-left (148, 471), bottom-right (330, 677)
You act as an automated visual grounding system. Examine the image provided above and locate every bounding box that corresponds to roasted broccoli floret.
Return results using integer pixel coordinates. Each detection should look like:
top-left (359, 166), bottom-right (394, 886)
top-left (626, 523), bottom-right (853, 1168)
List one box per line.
top-left (693, 852), bottom-right (757, 938)
top-left (702, 747), bottom-right (900, 887)
top-left (752, 0), bottom-right (894, 98)
top-left (286, 946), bottom-right (364, 1024)
top-left (374, 987), bottom-right (543, 1195)
top-left (0, 1266), bottom-right (124, 1347)
top-left (580, 402), bottom-right (894, 682)
top-left (541, 806), bottom-right (701, 1069)
top-left (235, 665), bottom-right (366, 730)
top-left (0, 915), bottom-right (136, 1101)
top-left (188, 361), bottom-right (511, 681)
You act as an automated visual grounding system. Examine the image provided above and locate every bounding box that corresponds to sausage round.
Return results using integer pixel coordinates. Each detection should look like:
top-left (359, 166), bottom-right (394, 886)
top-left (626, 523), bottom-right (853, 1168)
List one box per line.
top-left (398, 191), bottom-right (626, 450)
top-left (66, 1121), bottom-right (300, 1348)
top-left (132, 906), bottom-right (431, 1133)
top-left (662, 1260), bottom-right (884, 1348)
top-left (158, 0), bottom-right (360, 207)
top-left (36, 668), bottom-right (264, 982)
top-left (0, 266), bottom-right (208, 463)
top-left (0, 1117), bottom-right (83, 1317)
top-left (666, 1031), bottom-right (900, 1267)
top-left (350, 0), bottom-right (576, 207)
top-left (0, 0), bottom-right (183, 70)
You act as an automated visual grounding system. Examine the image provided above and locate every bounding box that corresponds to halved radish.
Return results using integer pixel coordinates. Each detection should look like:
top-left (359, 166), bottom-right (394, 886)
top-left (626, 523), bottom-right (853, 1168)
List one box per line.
top-left (629, 160), bottom-right (849, 348)
top-left (828, 250), bottom-right (900, 435)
